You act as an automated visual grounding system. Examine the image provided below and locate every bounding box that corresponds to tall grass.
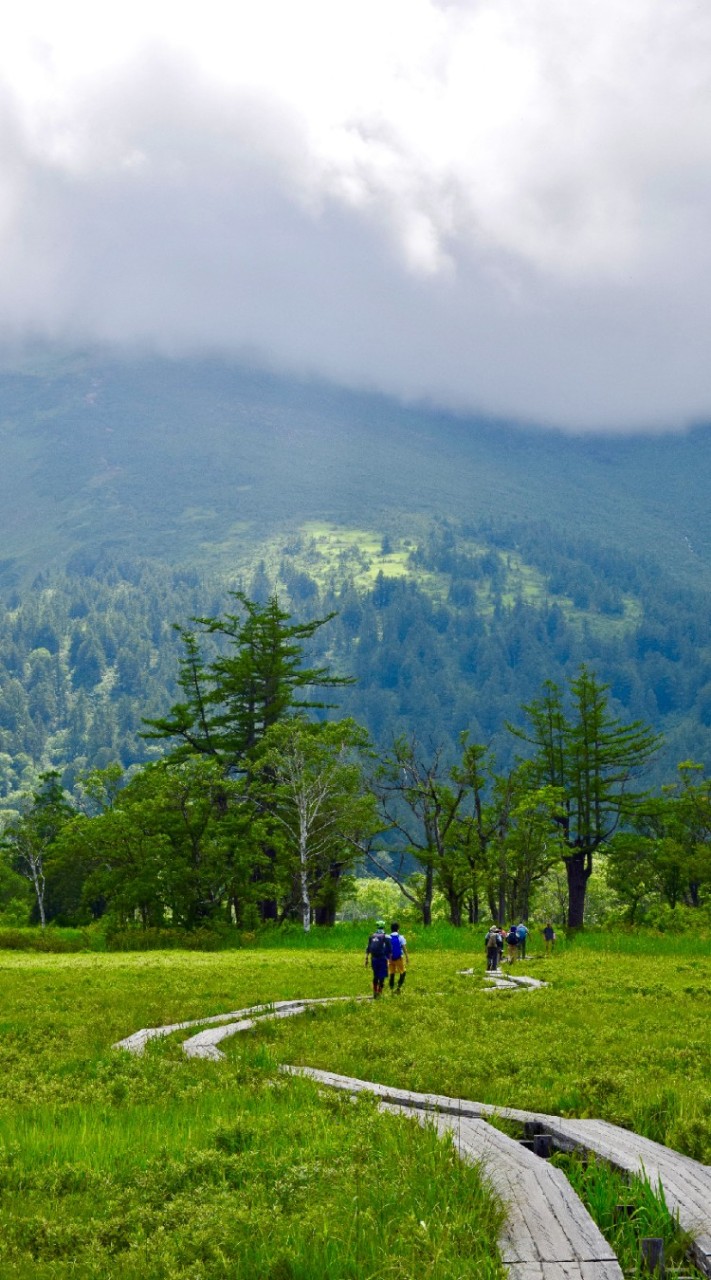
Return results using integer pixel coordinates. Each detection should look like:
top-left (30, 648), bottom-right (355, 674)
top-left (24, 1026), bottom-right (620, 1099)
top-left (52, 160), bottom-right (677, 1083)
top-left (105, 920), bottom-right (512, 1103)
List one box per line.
top-left (551, 1152), bottom-right (705, 1278)
top-left (0, 1067), bottom-right (505, 1279)
top-left (568, 929), bottom-right (711, 957)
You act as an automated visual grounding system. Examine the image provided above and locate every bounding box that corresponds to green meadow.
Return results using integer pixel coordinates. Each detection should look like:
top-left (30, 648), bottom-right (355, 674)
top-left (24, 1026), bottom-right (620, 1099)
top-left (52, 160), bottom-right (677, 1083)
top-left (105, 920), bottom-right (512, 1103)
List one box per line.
top-left (0, 932), bottom-right (709, 1277)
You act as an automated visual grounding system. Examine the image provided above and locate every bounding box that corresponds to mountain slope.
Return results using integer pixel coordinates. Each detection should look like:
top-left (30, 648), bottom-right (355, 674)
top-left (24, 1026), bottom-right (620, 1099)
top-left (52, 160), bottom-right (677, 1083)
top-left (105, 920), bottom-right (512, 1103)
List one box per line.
top-left (0, 351), bottom-right (710, 586)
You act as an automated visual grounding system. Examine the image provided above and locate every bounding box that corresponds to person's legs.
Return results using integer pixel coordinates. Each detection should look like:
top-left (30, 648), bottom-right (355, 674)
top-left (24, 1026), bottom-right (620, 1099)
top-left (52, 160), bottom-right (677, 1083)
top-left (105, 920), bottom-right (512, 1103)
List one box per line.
top-left (389, 958), bottom-right (405, 991)
top-left (373, 957), bottom-right (388, 996)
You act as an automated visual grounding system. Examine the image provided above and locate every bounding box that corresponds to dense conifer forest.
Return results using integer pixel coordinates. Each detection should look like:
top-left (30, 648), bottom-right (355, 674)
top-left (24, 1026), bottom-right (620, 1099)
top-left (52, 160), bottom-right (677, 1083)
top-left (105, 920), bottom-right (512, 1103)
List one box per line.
top-left (0, 516), bottom-right (709, 817)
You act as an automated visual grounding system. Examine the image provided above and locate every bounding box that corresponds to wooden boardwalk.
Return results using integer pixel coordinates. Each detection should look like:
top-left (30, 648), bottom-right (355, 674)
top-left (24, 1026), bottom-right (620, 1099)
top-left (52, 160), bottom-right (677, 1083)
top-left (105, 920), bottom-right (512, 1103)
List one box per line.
top-left (286, 1066), bottom-right (711, 1277)
top-left (114, 995), bottom-right (370, 1059)
top-left (458, 970), bottom-right (548, 990)
top-left (380, 1101), bottom-right (623, 1280)
top-left (114, 995), bottom-right (710, 1278)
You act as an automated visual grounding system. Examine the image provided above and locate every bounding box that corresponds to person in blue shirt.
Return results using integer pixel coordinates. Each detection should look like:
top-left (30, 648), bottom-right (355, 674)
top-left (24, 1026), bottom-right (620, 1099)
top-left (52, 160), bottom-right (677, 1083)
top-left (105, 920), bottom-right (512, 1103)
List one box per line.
top-left (516, 922), bottom-right (529, 958)
top-left (388, 921), bottom-right (409, 993)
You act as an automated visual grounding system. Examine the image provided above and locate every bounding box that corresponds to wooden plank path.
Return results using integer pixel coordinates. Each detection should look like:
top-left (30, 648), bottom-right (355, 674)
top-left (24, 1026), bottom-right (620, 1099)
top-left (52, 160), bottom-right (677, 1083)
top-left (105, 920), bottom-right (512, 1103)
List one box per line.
top-left (458, 970), bottom-right (549, 990)
top-left (380, 1101), bottom-right (623, 1280)
top-left (113, 994), bottom-right (710, 1278)
top-left (285, 1066), bottom-right (711, 1277)
top-left (113, 995), bottom-right (370, 1058)
top-left (114, 999), bottom-right (311, 1054)
top-left (533, 1117), bottom-right (711, 1277)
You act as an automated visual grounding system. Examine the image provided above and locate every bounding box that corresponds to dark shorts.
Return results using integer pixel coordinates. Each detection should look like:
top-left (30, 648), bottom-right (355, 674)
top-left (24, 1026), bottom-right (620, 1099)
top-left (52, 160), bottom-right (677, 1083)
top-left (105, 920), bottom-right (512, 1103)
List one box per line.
top-left (371, 957), bottom-right (389, 981)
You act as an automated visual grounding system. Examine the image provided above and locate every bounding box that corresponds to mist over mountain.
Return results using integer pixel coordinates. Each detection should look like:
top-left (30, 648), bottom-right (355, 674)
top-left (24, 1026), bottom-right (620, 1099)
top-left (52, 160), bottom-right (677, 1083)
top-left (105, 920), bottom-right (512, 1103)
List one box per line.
top-left (1, 351), bottom-right (711, 587)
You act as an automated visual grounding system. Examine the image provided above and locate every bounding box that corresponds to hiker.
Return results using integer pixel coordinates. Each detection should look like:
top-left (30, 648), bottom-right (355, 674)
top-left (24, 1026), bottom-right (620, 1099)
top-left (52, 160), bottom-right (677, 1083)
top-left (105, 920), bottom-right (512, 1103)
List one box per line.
top-left (388, 921), bottom-right (409, 993)
top-left (496, 926), bottom-right (505, 965)
top-left (505, 924), bottom-right (519, 964)
top-left (485, 923), bottom-right (500, 971)
top-left (543, 922), bottom-right (556, 956)
top-left (516, 921), bottom-right (529, 959)
top-left (365, 920), bottom-right (392, 998)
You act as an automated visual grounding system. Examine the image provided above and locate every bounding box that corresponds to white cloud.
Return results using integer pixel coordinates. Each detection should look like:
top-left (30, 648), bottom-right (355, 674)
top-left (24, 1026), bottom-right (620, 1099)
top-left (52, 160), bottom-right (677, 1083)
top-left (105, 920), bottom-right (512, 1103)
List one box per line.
top-left (0, 0), bottom-right (711, 427)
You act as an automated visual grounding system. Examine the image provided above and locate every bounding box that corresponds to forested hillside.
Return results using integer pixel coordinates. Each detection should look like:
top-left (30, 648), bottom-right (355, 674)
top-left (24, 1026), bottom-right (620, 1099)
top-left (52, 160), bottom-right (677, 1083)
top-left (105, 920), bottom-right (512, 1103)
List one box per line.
top-left (0, 349), bottom-right (710, 819)
top-left (1, 514), bottom-right (709, 821)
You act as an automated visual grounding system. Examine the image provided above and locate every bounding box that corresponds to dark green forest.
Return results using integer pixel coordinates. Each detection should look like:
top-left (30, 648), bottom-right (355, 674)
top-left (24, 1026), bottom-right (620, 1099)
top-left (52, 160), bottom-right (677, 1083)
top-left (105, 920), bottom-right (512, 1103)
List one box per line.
top-left (0, 516), bottom-right (709, 820)
top-left (2, 585), bottom-right (709, 938)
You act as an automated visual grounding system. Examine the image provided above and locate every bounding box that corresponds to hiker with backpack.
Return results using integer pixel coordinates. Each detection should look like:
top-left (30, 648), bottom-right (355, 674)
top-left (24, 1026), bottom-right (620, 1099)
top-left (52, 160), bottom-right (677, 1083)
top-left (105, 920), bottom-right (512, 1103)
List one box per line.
top-left (484, 923), bottom-right (501, 971)
top-left (543, 922), bottom-right (556, 956)
top-left (388, 921), bottom-right (409, 993)
top-left (516, 921), bottom-right (529, 959)
top-left (505, 924), bottom-right (519, 964)
top-left (365, 921), bottom-right (392, 998)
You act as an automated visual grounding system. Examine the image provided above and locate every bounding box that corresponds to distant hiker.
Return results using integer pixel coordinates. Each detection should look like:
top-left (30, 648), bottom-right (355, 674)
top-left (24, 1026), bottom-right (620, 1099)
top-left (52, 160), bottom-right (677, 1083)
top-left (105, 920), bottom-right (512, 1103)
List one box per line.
top-left (543, 922), bottom-right (556, 956)
top-left (388, 921), bottom-right (409, 993)
top-left (485, 923), bottom-right (500, 971)
top-left (516, 922), bottom-right (529, 959)
top-left (505, 925), bottom-right (519, 964)
top-left (365, 921), bottom-right (392, 998)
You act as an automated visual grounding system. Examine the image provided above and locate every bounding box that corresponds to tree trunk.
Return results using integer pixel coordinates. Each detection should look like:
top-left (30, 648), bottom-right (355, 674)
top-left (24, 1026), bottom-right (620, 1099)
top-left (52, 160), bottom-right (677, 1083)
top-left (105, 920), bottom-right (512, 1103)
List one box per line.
top-left (498, 879), bottom-right (506, 927)
top-left (565, 851), bottom-right (592, 928)
top-left (449, 896), bottom-right (462, 927)
top-left (299, 831), bottom-right (311, 932)
top-left (33, 872), bottom-right (46, 928)
top-left (422, 864), bottom-right (434, 925)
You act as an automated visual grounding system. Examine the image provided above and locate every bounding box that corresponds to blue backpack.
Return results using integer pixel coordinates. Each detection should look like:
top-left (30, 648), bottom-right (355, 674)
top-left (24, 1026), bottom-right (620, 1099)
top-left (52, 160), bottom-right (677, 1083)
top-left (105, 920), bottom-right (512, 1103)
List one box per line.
top-left (389, 933), bottom-right (403, 960)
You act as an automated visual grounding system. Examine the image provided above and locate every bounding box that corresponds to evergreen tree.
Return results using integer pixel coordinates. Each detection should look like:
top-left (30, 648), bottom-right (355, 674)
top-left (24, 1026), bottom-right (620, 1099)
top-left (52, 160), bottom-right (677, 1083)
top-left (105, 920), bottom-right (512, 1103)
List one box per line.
top-left (512, 666), bottom-right (660, 927)
top-left (143, 592), bottom-right (352, 772)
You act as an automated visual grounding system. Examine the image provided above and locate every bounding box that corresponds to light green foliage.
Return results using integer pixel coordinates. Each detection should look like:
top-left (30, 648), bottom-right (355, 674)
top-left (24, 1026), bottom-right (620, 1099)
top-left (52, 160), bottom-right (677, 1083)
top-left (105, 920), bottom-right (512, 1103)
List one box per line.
top-left (254, 718), bottom-right (377, 930)
top-left (338, 876), bottom-right (415, 922)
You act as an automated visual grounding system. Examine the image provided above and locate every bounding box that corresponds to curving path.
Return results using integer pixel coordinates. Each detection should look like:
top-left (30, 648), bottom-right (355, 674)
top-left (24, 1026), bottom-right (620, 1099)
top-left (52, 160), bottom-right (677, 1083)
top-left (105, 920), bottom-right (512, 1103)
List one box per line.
top-left (113, 985), bottom-right (710, 1279)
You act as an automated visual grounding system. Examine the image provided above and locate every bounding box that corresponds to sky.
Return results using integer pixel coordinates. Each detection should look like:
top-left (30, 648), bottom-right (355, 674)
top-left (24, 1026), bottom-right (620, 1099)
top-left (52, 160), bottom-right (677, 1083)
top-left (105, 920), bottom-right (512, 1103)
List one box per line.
top-left (1, 0), bottom-right (711, 430)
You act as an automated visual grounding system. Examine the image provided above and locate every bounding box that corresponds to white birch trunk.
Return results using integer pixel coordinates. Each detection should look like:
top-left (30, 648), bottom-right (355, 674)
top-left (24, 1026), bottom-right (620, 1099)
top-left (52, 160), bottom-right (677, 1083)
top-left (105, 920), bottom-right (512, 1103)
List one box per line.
top-left (29, 855), bottom-right (47, 928)
top-left (299, 823), bottom-right (311, 932)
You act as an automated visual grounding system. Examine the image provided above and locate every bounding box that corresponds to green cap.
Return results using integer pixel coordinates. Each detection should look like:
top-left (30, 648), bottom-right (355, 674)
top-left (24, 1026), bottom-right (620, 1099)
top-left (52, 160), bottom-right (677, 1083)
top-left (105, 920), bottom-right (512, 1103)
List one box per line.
top-left (375, 920), bottom-right (385, 930)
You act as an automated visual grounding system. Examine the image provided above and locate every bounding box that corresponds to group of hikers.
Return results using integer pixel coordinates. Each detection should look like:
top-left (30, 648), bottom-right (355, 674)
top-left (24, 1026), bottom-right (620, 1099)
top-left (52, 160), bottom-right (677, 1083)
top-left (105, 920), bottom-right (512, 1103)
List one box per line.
top-left (484, 921), bottom-right (556, 970)
top-left (365, 917), bottom-right (556, 997)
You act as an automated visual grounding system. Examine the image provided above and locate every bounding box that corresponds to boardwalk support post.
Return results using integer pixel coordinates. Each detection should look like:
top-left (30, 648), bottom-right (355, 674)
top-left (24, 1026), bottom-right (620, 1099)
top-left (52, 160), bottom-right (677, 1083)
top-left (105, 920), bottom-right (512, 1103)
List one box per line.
top-left (641, 1237), bottom-right (665, 1275)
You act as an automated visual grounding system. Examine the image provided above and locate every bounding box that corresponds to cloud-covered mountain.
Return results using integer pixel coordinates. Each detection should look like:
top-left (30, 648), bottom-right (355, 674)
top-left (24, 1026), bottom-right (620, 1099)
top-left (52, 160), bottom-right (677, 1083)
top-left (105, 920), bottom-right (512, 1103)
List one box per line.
top-left (2, 2), bottom-right (711, 429)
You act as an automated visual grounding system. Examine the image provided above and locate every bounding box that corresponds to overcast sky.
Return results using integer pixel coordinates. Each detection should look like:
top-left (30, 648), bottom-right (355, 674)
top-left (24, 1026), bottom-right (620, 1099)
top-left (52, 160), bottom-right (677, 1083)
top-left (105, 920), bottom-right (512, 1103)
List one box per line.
top-left (1, 1), bottom-right (711, 430)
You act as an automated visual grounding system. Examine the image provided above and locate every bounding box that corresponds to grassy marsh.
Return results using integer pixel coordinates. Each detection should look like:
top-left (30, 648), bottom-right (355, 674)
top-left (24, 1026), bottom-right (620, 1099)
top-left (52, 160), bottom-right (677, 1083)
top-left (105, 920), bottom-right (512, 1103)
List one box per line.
top-left (0, 935), bottom-right (709, 1276)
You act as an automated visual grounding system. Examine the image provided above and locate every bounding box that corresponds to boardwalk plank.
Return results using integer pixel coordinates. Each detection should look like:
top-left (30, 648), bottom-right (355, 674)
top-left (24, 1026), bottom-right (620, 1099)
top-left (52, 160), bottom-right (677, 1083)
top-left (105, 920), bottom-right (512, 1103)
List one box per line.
top-left (380, 1103), bottom-right (622, 1279)
top-left (183, 1005), bottom-right (308, 1059)
top-left (286, 1066), bottom-right (711, 1277)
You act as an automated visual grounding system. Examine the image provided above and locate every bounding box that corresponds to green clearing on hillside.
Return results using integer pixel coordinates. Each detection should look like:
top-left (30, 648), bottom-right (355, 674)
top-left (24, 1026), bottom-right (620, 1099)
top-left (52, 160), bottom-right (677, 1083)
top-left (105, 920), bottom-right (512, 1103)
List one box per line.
top-left (252, 521), bottom-right (642, 640)
top-left (0, 938), bottom-right (709, 1276)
